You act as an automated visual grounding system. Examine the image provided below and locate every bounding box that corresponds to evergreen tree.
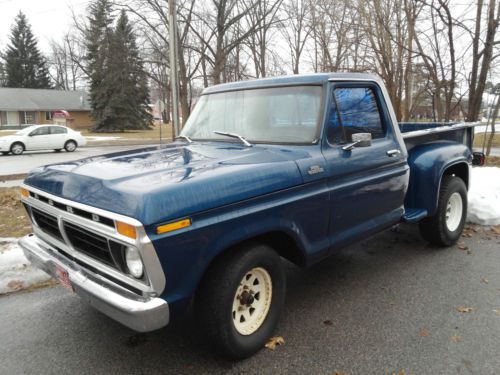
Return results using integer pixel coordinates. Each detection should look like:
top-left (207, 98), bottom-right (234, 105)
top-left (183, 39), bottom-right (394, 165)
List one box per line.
top-left (4, 12), bottom-right (52, 88)
top-left (101, 10), bottom-right (152, 131)
top-left (85, 0), bottom-right (114, 130)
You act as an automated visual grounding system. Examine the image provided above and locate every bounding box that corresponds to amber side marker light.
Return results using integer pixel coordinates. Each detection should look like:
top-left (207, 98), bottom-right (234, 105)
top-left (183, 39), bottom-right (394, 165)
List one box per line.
top-left (116, 221), bottom-right (137, 239)
top-left (157, 218), bottom-right (191, 235)
top-left (20, 188), bottom-right (29, 198)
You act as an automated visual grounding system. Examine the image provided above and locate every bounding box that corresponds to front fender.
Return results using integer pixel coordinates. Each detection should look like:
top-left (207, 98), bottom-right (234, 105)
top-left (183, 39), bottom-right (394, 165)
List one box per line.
top-left (405, 141), bottom-right (471, 216)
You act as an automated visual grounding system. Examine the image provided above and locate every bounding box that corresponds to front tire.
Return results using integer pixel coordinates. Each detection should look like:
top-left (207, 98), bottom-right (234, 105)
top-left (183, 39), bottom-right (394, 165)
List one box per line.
top-left (64, 140), bottom-right (77, 152)
top-left (419, 176), bottom-right (467, 246)
top-left (195, 243), bottom-right (286, 359)
top-left (10, 142), bottom-right (24, 155)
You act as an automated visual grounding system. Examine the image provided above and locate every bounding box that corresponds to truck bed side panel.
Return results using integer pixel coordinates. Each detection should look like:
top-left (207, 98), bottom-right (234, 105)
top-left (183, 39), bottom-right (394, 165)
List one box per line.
top-left (405, 141), bottom-right (471, 216)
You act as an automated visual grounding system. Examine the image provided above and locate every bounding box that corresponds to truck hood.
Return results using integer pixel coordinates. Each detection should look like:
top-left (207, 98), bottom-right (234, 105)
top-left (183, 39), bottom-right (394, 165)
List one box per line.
top-left (24, 142), bottom-right (310, 225)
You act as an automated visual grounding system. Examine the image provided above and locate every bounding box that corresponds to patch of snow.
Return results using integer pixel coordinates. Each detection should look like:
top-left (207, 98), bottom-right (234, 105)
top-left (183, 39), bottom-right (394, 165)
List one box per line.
top-left (468, 167), bottom-right (500, 225)
top-left (85, 136), bottom-right (122, 141)
top-left (0, 237), bottom-right (52, 294)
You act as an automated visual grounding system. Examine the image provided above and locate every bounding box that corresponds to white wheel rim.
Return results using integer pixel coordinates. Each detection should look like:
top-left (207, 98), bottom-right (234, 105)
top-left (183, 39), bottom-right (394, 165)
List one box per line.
top-left (12, 144), bottom-right (22, 154)
top-left (232, 267), bottom-right (272, 335)
top-left (66, 142), bottom-right (76, 151)
top-left (445, 192), bottom-right (463, 232)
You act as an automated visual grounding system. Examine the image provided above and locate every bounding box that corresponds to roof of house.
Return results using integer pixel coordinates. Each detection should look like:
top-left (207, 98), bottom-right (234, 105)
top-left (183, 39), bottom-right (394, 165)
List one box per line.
top-left (0, 88), bottom-right (90, 111)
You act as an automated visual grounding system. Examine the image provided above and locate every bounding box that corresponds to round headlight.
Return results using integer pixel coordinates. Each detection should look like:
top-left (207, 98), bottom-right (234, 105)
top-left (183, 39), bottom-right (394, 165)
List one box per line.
top-left (125, 247), bottom-right (144, 278)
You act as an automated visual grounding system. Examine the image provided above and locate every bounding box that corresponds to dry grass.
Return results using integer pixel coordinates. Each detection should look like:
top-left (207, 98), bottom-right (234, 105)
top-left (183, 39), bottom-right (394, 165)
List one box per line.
top-left (82, 122), bottom-right (173, 140)
top-left (473, 133), bottom-right (500, 148)
top-left (0, 188), bottom-right (32, 238)
top-left (485, 156), bottom-right (500, 167)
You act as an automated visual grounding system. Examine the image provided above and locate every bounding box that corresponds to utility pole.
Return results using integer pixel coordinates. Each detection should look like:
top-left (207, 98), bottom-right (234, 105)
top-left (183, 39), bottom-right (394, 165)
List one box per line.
top-left (168, 0), bottom-right (180, 138)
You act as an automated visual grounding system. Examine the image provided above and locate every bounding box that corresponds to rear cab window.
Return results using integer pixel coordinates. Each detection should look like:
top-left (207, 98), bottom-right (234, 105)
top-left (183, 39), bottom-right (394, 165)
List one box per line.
top-left (327, 86), bottom-right (386, 145)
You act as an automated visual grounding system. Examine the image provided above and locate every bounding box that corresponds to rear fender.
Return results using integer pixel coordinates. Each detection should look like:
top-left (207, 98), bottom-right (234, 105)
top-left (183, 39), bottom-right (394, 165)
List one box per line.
top-left (405, 142), bottom-right (471, 217)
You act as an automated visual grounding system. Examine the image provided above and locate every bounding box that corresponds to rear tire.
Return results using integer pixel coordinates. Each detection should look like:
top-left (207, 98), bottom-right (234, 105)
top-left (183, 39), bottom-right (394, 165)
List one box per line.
top-left (1, 152), bottom-right (8, 156)
top-left (419, 176), bottom-right (467, 246)
top-left (54, 149), bottom-right (62, 152)
top-left (64, 140), bottom-right (77, 152)
top-left (10, 142), bottom-right (24, 155)
top-left (195, 243), bottom-right (286, 359)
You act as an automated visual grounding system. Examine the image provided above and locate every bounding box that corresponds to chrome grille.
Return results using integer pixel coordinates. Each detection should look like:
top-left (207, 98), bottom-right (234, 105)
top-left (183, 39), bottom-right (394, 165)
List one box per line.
top-left (63, 222), bottom-right (114, 266)
top-left (31, 208), bottom-right (64, 242)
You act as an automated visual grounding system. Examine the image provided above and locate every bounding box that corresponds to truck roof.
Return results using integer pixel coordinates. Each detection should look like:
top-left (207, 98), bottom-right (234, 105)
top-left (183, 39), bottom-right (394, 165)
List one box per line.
top-left (203, 72), bottom-right (382, 94)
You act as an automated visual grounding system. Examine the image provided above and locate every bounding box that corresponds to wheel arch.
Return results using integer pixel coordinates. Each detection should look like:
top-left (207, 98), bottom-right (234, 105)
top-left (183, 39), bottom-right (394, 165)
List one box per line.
top-left (10, 141), bottom-right (25, 152)
top-left (405, 142), bottom-right (471, 217)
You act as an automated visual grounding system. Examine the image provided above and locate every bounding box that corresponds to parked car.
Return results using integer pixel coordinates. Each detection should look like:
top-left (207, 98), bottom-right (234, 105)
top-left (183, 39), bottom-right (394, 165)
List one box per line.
top-left (0, 125), bottom-right (87, 155)
top-left (19, 73), bottom-right (483, 359)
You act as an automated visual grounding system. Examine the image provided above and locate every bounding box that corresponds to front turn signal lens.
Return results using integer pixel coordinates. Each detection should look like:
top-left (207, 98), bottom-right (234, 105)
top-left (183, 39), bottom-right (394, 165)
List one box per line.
top-left (116, 221), bottom-right (137, 239)
top-left (20, 188), bottom-right (29, 198)
top-left (157, 218), bottom-right (191, 234)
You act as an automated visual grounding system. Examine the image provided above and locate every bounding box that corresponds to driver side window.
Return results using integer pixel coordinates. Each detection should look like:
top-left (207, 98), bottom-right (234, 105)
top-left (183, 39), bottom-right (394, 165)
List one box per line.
top-left (327, 87), bottom-right (385, 144)
top-left (29, 127), bottom-right (49, 136)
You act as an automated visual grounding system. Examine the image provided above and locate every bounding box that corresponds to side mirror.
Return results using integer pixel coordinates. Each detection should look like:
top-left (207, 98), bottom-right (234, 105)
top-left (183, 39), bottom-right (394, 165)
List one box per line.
top-left (342, 133), bottom-right (372, 151)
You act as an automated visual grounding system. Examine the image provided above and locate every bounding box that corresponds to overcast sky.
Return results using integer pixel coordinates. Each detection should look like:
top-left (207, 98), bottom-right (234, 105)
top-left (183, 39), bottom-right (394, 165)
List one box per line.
top-left (0, 0), bottom-right (88, 51)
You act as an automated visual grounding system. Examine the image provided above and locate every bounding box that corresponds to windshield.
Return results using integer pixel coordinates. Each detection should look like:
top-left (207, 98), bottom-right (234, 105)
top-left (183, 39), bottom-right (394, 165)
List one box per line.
top-left (181, 85), bottom-right (323, 144)
top-left (15, 126), bottom-right (38, 135)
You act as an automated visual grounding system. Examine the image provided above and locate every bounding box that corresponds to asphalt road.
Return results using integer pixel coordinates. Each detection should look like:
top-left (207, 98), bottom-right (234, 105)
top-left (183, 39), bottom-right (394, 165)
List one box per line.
top-left (1, 225), bottom-right (499, 374)
top-left (0, 144), bottom-right (156, 176)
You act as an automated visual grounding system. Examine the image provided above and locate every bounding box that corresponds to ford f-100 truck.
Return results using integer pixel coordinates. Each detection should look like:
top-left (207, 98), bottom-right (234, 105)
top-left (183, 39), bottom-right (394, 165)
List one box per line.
top-left (19, 73), bottom-right (482, 359)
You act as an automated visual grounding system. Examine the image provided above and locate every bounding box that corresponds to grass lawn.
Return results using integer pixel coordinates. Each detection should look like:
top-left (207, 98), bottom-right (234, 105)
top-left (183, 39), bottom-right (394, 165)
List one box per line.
top-left (0, 123), bottom-right (174, 141)
top-left (81, 122), bottom-right (173, 140)
top-left (474, 132), bottom-right (500, 148)
top-left (0, 188), bottom-right (32, 238)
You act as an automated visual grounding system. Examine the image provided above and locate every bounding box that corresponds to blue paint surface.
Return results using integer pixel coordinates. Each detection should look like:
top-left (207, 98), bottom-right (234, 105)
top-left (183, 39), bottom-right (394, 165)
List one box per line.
top-left (23, 74), bottom-right (475, 313)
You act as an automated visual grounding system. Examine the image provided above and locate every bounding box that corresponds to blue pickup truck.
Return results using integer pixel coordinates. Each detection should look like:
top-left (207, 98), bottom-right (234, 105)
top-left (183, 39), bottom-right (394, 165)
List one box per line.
top-left (19, 73), bottom-right (482, 358)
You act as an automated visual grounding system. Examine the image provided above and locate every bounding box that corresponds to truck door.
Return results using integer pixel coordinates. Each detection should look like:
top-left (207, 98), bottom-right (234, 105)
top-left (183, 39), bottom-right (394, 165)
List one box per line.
top-left (322, 82), bottom-right (409, 250)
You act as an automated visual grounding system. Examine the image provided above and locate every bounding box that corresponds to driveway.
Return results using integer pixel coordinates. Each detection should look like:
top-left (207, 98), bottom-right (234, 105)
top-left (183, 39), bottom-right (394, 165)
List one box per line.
top-left (0, 225), bottom-right (499, 374)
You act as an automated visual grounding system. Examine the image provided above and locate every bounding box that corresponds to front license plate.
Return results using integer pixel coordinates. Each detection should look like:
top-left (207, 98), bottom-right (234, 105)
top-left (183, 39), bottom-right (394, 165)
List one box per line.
top-left (55, 266), bottom-right (73, 291)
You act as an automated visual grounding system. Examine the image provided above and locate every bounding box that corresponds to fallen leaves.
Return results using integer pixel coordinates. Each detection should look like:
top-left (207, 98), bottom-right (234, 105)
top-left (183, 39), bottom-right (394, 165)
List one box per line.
top-left (457, 242), bottom-right (469, 251)
top-left (323, 320), bottom-right (333, 326)
top-left (419, 328), bottom-right (430, 337)
top-left (456, 307), bottom-right (474, 313)
top-left (491, 225), bottom-right (500, 235)
top-left (493, 309), bottom-right (500, 316)
top-left (7, 280), bottom-right (23, 291)
top-left (265, 336), bottom-right (285, 351)
top-left (480, 277), bottom-right (489, 284)
top-left (451, 335), bottom-right (461, 343)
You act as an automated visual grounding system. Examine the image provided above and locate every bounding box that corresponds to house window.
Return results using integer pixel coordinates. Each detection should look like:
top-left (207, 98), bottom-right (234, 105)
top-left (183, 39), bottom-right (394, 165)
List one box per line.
top-left (20, 111), bottom-right (36, 125)
top-left (45, 111), bottom-right (53, 120)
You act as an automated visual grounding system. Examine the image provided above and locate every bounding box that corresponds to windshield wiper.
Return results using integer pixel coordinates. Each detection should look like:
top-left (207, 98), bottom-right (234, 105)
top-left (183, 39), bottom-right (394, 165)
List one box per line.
top-left (213, 131), bottom-right (252, 147)
top-left (176, 135), bottom-right (193, 144)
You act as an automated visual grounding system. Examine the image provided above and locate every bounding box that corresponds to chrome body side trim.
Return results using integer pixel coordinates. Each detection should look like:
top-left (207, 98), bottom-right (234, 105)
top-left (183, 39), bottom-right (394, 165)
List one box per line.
top-left (20, 184), bottom-right (166, 297)
top-left (19, 234), bottom-right (169, 332)
top-left (400, 122), bottom-right (481, 139)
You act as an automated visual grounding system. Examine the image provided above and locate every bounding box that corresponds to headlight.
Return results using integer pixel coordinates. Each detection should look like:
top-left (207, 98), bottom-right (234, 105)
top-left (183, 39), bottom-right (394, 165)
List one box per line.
top-left (125, 247), bottom-right (144, 278)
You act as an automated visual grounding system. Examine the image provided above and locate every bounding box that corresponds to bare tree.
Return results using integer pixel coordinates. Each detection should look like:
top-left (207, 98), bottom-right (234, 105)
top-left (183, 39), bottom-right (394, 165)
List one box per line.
top-left (245, 0), bottom-right (283, 78)
top-left (465, 0), bottom-right (500, 121)
top-left (48, 33), bottom-right (86, 90)
top-left (279, 0), bottom-right (312, 74)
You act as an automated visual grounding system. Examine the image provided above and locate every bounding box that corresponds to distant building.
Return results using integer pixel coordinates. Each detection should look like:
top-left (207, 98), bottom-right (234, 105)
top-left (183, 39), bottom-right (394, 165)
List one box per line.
top-left (0, 88), bottom-right (93, 130)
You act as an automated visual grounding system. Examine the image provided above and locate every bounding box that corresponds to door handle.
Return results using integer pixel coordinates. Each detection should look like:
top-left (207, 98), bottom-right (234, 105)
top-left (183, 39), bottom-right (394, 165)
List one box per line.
top-left (386, 149), bottom-right (401, 157)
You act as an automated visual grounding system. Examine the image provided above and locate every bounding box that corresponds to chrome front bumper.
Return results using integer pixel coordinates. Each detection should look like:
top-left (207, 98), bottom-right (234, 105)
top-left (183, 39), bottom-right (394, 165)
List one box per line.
top-left (19, 234), bottom-right (169, 332)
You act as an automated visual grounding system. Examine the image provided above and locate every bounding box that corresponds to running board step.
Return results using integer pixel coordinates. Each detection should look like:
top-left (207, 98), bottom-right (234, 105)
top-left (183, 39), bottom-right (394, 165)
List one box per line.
top-left (402, 209), bottom-right (428, 223)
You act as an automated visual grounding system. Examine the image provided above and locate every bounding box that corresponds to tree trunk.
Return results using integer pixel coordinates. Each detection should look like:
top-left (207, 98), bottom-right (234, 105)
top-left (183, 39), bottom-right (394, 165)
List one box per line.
top-left (486, 93), bottom-right (500, 155)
